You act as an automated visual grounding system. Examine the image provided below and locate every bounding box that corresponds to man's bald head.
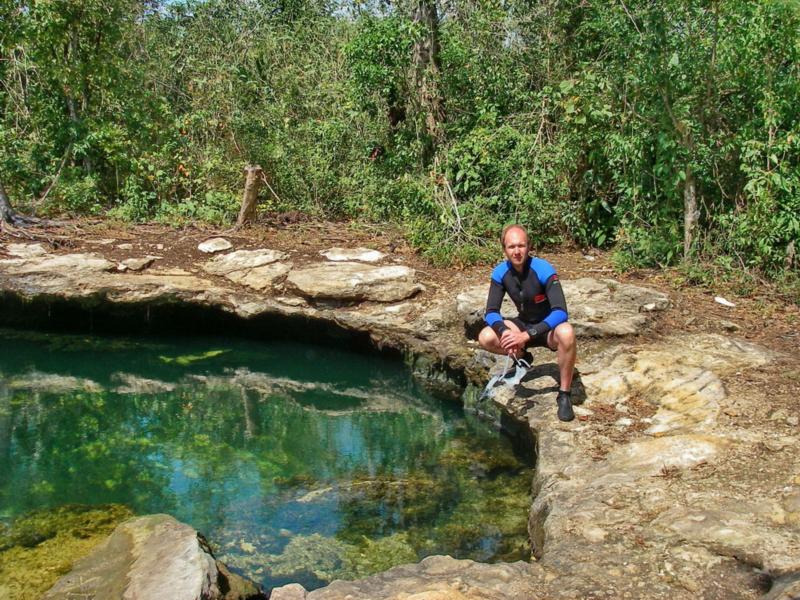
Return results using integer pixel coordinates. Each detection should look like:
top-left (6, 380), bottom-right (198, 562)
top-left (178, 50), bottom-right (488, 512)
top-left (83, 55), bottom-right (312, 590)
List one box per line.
top-left (501, 224), bottom-right (528, 248)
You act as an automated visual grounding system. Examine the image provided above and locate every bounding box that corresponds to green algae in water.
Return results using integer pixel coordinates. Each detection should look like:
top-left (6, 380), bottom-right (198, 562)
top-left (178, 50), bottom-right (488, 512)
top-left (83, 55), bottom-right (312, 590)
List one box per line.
top-left (0, 329), bottom-right (533, 592)
top-left (0, 504), bottom-right (133, 600)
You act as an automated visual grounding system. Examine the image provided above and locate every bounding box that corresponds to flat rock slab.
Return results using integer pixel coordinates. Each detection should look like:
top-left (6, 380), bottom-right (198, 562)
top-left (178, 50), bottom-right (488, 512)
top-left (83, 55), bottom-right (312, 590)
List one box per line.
top-left (198, 238), bottom-right (233, 253)
top-left (43, 514), bottom-right (263, 600)
top-left (202, 249), bottom-right (290, 291)
top-left (320, 247), bottom-right (385, 262)
top-left (0, 252), bottom-right (116, 276)
top-left (285, 262), bottom-right (423, 302)
top-left (4, 242), bottom-right (49, 257)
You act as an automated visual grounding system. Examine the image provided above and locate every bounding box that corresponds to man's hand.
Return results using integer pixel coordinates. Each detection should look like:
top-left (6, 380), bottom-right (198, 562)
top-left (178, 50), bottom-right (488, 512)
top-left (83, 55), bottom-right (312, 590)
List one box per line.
top-left (500, 329), bottom-right (529, 355)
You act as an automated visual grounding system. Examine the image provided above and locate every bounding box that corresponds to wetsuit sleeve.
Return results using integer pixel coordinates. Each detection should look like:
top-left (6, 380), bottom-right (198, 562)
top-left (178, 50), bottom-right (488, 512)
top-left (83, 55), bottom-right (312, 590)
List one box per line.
top-left (525, 260), bottom-right (568, 339)
top-left (484, 279), bottom-right (508, 336)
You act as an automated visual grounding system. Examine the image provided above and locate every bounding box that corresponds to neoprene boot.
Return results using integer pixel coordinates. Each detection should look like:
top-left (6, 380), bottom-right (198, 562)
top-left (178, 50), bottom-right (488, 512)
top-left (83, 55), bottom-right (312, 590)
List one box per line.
top-left (556, 390), bottom-right (574, 422)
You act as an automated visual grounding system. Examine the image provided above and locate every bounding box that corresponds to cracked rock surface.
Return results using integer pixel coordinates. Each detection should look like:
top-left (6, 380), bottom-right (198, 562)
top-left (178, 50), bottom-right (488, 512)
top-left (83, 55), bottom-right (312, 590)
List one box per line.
top-left (0, 237), bottom-right (797, 600)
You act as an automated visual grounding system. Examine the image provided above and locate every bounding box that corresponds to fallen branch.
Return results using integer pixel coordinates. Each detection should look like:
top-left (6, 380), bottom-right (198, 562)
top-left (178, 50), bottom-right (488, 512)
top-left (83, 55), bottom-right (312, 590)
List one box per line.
top-left (36, 143), bottom-right (73, 207)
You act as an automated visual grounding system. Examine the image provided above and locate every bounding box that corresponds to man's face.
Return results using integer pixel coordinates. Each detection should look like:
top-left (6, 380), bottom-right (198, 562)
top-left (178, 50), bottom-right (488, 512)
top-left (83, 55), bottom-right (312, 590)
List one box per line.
top-left (503, 227), bottom-right (529, 271)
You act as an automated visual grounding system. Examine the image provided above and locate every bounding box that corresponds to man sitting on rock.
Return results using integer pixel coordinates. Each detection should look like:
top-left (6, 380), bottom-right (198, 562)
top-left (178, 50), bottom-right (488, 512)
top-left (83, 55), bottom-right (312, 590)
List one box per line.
top-left (478, 224), bottom-right (577, 421)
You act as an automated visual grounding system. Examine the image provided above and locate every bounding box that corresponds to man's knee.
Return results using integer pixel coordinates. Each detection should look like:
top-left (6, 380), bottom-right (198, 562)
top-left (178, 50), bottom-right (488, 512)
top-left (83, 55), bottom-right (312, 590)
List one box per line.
top-left (478, 326), bottom-right (497, 350)
top-left (554, 322), bottom-right (575, 349)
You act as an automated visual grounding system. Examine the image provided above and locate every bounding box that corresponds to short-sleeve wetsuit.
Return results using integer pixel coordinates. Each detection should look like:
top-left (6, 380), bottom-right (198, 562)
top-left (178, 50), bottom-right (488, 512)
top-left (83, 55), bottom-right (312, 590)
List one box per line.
top-left (484, 256), bottom-right (568, 349)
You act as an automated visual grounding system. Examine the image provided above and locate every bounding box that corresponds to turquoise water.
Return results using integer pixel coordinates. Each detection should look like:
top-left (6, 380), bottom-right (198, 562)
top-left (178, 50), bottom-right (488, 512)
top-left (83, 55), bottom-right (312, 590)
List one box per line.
top-left (0, 329), bottom-right (532, 590)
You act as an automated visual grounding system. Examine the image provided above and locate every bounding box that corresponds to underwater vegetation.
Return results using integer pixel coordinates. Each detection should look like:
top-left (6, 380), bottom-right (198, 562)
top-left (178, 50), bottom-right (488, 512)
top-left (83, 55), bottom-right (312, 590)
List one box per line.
top-left (0, 504), bottom-right (133, 600)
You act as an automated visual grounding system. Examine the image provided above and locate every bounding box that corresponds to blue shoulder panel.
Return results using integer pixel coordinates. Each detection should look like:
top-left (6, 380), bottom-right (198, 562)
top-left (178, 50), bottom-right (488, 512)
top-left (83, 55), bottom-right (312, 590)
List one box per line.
top-left (491, 261), bottom-right (511, 284)
top-left (531, 257), bottom-right (557, 286)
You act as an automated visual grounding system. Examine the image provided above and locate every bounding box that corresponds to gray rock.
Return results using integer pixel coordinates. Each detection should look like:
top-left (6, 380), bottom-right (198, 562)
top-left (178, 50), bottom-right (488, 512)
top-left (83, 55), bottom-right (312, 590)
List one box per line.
top-left (285, 262), bottom-right (423, 302)
top-left (720, 319), bottom-right (740, 332)
top-left (4, 243), bottom-right (48, 257)
top-left (118, 256), bottom-right (158, 272)
top-left (304, 556), bottom-right (543, 600)
top-left (198, 238), bottom-right (233, 253)
top-left (271, 583), bottom-right (308, 600)
top-left (455, 285), bottom-right (515, 332)
top-left (0, 252), bottom-right (116, 277)
top-left (43, 514), bottom-right (264, 600)
top-left (764, 572), bottom-right (800, 600)
top-left (564, 278), bottom-right (670, 336)
top-left (320, 247), bottom-right (385, 263)
top-left (202, 249), bottom-right (290, 291)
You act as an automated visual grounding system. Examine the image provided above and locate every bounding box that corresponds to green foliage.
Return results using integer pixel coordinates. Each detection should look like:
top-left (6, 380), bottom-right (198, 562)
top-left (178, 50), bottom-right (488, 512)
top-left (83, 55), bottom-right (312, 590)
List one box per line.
top-left (345, 16), bottom-right (414, 117)
top-left (0, 0), bottom-right (798, 282)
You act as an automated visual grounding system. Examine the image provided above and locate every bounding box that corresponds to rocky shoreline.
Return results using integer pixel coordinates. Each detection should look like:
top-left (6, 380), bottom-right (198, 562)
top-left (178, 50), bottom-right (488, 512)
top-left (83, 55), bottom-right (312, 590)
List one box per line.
top-left (0, 234), bottom-right (798, 599)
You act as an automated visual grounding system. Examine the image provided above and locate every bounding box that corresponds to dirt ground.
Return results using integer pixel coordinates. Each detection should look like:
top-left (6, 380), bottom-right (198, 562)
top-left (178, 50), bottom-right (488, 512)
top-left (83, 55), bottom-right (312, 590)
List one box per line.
top-left (2, 216), bottom-right (798, 429)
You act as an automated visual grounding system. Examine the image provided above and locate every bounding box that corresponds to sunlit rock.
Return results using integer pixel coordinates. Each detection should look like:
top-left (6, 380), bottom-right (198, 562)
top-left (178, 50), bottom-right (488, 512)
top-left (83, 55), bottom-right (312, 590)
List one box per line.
top-left (653, 502), bottom-right (800, 574)
top-left (198, 238), bottom-right (233, 253)
top-left (118, 256), bottom-right (158, 272)
top-left (42, 514), bottom-right (264, 600)
top-left (320, 247), bottom-right (385, 263)
top-left (202, 248), bottom-right (290, 291)
top-left (4, 243), bottom-right (49, 258)
top-left (0, 504), bottom-right (133, 600)
top-left (0, 252), bottom-right (115, 277)
top-left (285, 262), bottom-right (423, 303)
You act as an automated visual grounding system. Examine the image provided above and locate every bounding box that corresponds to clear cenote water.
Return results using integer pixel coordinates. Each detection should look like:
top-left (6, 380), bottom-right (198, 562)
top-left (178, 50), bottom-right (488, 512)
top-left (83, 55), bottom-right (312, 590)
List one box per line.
top-left (0, 329), bottom-right (532, 590)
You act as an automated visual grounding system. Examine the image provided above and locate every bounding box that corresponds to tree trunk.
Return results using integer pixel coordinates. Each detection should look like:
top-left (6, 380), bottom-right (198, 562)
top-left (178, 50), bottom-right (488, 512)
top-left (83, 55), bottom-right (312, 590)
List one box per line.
top-left (412, 0), bottom-right (445, 156)
top-left (683, 166), bottom-right (698, 259)
top-left (0, 178), bottom-right (16, 224)
top-left (236, 165), bottom-right (264, 228)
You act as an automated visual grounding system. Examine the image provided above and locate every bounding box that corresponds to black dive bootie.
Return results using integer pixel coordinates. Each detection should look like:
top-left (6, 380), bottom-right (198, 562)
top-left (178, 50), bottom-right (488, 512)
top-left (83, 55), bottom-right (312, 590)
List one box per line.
top-left (556, 390), bottom-right (574, 422)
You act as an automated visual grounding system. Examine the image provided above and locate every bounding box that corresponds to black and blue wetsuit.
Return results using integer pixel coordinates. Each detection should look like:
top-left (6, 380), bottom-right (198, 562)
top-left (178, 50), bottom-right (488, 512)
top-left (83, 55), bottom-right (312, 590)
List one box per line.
top-left (484, 257), bottom-right (568, 348)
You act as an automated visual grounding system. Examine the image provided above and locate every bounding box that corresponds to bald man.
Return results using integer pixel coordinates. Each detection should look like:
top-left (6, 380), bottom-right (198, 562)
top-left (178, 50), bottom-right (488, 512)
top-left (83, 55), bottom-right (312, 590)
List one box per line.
top-left (478, 224), bottom-right (577, 421)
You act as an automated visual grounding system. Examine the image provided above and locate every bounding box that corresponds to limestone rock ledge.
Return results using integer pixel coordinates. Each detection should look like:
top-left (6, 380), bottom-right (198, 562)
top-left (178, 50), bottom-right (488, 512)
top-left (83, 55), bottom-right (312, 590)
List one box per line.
top-left (3, 242), bottom-right (797, 600)
top-left (271, 556), bottom-right (544, 600)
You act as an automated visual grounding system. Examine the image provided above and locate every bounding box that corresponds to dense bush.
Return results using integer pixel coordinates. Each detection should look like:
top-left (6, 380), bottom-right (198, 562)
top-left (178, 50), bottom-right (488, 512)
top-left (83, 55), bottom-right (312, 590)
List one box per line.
top-left (0, 0), bottom-right (797, 286)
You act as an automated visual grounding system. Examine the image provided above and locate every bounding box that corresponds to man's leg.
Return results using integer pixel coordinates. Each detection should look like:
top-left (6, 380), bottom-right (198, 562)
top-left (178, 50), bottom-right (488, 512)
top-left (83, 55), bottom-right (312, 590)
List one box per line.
top-left (547, 322), bottom-right (576, 391)
top-left (548, 322), bottom-right (576, 422)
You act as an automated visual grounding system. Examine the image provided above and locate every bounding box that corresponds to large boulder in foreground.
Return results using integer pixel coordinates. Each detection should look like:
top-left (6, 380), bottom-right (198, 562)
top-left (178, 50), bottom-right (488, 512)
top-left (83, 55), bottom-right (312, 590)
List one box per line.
top-left (43, 514), bottom-right (264, 600)
top-left (285, 262), bottom-right (423, 303)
